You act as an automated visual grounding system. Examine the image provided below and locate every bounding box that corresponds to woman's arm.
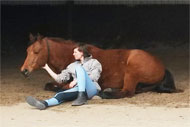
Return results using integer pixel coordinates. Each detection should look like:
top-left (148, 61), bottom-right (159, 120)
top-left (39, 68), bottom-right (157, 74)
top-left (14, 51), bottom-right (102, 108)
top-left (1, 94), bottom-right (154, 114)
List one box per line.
top-left (42, 64), bottom-right (71, 84)
top-left (42, 64), bottom-right (59, 81)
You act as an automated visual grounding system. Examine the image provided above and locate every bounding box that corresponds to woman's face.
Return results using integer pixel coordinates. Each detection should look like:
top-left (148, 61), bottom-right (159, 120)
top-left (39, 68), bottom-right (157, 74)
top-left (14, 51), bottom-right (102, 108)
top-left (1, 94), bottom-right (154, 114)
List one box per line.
top-left (73, 48), bottom-right (84, 60)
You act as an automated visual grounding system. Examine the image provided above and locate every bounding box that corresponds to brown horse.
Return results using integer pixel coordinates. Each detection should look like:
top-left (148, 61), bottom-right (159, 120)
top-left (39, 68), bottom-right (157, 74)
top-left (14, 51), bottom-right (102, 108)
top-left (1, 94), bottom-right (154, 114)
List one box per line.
top-left (21, 34), bottom-right (177, 99)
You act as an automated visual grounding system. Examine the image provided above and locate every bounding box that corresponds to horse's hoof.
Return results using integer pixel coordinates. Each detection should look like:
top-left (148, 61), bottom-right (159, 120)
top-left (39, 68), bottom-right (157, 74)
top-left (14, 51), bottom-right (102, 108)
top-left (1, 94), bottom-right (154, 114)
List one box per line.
top-left (103, 88), bottom-right (113, 93)
top-left (92, 95), bottom-right (102, 100)
top-left (98, 92), bottom-right (113, 99)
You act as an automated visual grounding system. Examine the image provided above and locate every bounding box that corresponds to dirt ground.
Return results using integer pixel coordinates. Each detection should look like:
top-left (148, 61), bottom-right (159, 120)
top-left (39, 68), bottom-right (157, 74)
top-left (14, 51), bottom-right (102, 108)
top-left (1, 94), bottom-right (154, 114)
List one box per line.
top-left (0, 43), bottom-right (189, 127)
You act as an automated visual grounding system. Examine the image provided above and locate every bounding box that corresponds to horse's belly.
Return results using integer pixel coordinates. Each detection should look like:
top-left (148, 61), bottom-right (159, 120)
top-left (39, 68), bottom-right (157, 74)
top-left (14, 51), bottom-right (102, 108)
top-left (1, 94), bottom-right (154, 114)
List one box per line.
top-left (100, 73), bottom-right (124, 89)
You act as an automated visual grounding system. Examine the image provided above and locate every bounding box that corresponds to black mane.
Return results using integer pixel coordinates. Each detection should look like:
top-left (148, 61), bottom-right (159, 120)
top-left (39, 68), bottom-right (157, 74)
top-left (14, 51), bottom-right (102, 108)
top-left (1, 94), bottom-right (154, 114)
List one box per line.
top-left (48, 37), bottom-right (66, 42)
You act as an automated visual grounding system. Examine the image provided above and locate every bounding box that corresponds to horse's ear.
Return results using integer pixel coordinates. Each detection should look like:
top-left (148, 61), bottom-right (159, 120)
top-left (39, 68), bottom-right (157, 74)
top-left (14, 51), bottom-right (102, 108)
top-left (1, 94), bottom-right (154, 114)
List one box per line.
top-left (37, 33), bottom-right (43, 41)
top-left (29, 33), bottom-right (35, 42)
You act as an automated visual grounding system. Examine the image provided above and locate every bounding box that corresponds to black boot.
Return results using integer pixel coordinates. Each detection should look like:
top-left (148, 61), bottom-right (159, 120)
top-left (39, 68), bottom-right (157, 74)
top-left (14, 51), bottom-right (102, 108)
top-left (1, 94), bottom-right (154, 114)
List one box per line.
top-left (72, 92), bottom-right (87, 106)
top-left (26, 96), bottom-right (47, 110)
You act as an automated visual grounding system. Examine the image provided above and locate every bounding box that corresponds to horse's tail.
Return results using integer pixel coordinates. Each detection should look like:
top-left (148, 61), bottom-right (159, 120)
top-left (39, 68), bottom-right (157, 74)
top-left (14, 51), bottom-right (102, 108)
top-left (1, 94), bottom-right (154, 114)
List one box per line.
top-left (154, 69), bottom-right (183, 93)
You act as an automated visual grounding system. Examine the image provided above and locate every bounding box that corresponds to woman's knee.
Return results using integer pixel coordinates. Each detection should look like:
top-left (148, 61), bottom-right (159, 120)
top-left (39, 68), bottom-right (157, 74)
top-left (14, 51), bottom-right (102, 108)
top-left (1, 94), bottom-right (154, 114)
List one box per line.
top-left (75, 65), bottom-right (83, 71)
top-left (75, 65), bottom-right (85, 74)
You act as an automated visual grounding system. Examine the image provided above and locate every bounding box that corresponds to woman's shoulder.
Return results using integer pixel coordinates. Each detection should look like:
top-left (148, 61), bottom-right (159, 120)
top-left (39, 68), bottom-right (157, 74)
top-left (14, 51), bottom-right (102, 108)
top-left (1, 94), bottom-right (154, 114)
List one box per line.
top-left (90, 58), bottom-right (101, 65)
top-left (91, 58), bottom-right (99, 62)
top-left (67, 61), bottom-right (79, 67)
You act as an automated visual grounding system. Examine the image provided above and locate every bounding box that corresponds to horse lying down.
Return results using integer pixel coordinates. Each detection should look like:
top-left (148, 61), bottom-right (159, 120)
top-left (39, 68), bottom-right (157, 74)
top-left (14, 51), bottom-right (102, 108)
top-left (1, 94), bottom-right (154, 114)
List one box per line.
top-left (21, 34), bottom-right (180, 99)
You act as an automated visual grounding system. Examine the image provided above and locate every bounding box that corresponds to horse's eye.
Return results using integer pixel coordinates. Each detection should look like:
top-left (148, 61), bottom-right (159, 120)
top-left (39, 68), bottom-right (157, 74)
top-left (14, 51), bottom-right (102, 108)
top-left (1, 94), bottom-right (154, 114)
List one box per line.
top-left (33, 51), bottom-right (39, 54)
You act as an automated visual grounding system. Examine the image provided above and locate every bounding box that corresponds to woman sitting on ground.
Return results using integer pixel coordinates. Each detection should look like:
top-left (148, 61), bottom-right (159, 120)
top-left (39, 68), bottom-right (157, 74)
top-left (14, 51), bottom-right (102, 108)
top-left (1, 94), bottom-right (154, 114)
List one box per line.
top-left (26, 43), bottom-right (102, 110)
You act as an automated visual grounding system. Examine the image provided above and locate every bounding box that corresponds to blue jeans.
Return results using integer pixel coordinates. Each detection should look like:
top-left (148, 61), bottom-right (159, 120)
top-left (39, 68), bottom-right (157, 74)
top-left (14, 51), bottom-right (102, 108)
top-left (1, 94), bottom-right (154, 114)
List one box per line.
top-left (45, 65), bottom-right (98, 106)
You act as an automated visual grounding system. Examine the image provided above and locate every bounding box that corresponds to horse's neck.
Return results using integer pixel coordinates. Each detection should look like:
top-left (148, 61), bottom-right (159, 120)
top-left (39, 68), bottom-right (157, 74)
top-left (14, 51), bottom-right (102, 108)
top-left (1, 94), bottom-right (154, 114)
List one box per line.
top-left (46, 39), bottom-right (75, 73)
top-left (89, 46), bottom-right (104, 59)
top-left (45, 38), bottom-right (103, 73)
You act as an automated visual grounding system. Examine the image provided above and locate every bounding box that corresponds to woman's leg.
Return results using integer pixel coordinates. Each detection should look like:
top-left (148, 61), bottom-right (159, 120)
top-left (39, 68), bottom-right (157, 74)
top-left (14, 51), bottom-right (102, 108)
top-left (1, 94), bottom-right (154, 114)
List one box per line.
top-left (26, 65), bottom-right (98, 108)
top-left (75, 65), bottom-right (98, 98)
top-left (45, 87), bottom-right (79, 106)
top-left (26, 87), bottom-right (79, 109)
top-left (72, 65), bottom-right (98, 106)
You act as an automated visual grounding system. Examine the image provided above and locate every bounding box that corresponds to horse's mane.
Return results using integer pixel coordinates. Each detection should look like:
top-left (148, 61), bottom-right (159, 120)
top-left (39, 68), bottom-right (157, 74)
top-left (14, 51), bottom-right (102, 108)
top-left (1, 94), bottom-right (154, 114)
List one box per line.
top-left (47, 37), bottom-right (99, 49)
top-left (46, 37), bottom-right (101, 53)
top-left (30, 34), bottom-right (101, 50)
top-left (47, 37), bottom-right (76, 44)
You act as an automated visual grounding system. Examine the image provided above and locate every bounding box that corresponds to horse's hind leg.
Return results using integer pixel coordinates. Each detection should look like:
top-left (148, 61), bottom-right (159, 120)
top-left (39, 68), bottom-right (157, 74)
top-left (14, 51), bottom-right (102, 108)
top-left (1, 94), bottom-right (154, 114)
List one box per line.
top-left (100, 73), bottom-right (138, 99)
top-left (135, 83), bottom-right (158, 94)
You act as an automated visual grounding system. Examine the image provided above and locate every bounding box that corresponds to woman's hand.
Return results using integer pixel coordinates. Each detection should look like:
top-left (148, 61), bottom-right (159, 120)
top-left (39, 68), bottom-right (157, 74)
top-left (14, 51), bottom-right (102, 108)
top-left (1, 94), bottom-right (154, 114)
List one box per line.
top-left (69, 80), bottom-right (77, 88)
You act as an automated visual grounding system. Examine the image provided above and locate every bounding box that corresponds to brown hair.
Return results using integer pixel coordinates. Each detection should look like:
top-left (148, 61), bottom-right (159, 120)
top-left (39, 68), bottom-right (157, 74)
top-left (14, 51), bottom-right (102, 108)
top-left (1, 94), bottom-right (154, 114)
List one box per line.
top-left (74, 43), bottom-right (91, 58)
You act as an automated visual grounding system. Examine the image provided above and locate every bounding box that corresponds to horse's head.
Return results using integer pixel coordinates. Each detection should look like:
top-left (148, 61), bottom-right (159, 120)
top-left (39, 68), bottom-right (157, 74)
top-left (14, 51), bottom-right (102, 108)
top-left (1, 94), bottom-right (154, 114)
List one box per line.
top-left (21, 33), bottom-right (48, 77)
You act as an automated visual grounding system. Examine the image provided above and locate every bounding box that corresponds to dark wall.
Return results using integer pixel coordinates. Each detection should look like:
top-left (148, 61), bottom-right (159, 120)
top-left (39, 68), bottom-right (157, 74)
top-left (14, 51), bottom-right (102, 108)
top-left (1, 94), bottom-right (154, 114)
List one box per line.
top-left (1, 4), bottom-right (189, 54)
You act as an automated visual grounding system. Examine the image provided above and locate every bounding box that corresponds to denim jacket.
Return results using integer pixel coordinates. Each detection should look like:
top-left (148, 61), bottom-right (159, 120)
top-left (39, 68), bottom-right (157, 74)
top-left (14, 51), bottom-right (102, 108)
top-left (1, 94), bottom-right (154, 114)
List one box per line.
top-left (56, 56), bottom-right (102, 91)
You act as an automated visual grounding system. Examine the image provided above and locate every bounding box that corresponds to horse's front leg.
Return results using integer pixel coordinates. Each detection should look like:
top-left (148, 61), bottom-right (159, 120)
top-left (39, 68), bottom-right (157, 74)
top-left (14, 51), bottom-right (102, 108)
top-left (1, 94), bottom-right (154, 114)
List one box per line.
top-left (44, 82), bottom-right (70, 92)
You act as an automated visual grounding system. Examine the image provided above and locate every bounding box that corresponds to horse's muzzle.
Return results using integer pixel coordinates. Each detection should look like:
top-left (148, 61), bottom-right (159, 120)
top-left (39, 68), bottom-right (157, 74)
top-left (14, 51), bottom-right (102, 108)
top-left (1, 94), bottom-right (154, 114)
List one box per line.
top-left (21, 69), bottom-right (30, 77)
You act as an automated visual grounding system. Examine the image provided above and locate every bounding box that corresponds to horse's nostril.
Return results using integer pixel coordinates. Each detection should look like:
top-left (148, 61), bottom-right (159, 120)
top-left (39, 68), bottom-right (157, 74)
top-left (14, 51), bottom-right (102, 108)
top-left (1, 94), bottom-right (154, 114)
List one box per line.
top-left (24, 69), bottom-right (28, 72)
top-left (21, 69), bottom-right (29, 77)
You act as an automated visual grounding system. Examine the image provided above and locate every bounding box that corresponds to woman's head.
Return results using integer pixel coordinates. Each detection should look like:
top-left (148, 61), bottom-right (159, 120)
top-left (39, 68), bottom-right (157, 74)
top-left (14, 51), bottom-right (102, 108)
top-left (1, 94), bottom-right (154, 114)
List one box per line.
top-left (73, 43), bottom-right (91, 61)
